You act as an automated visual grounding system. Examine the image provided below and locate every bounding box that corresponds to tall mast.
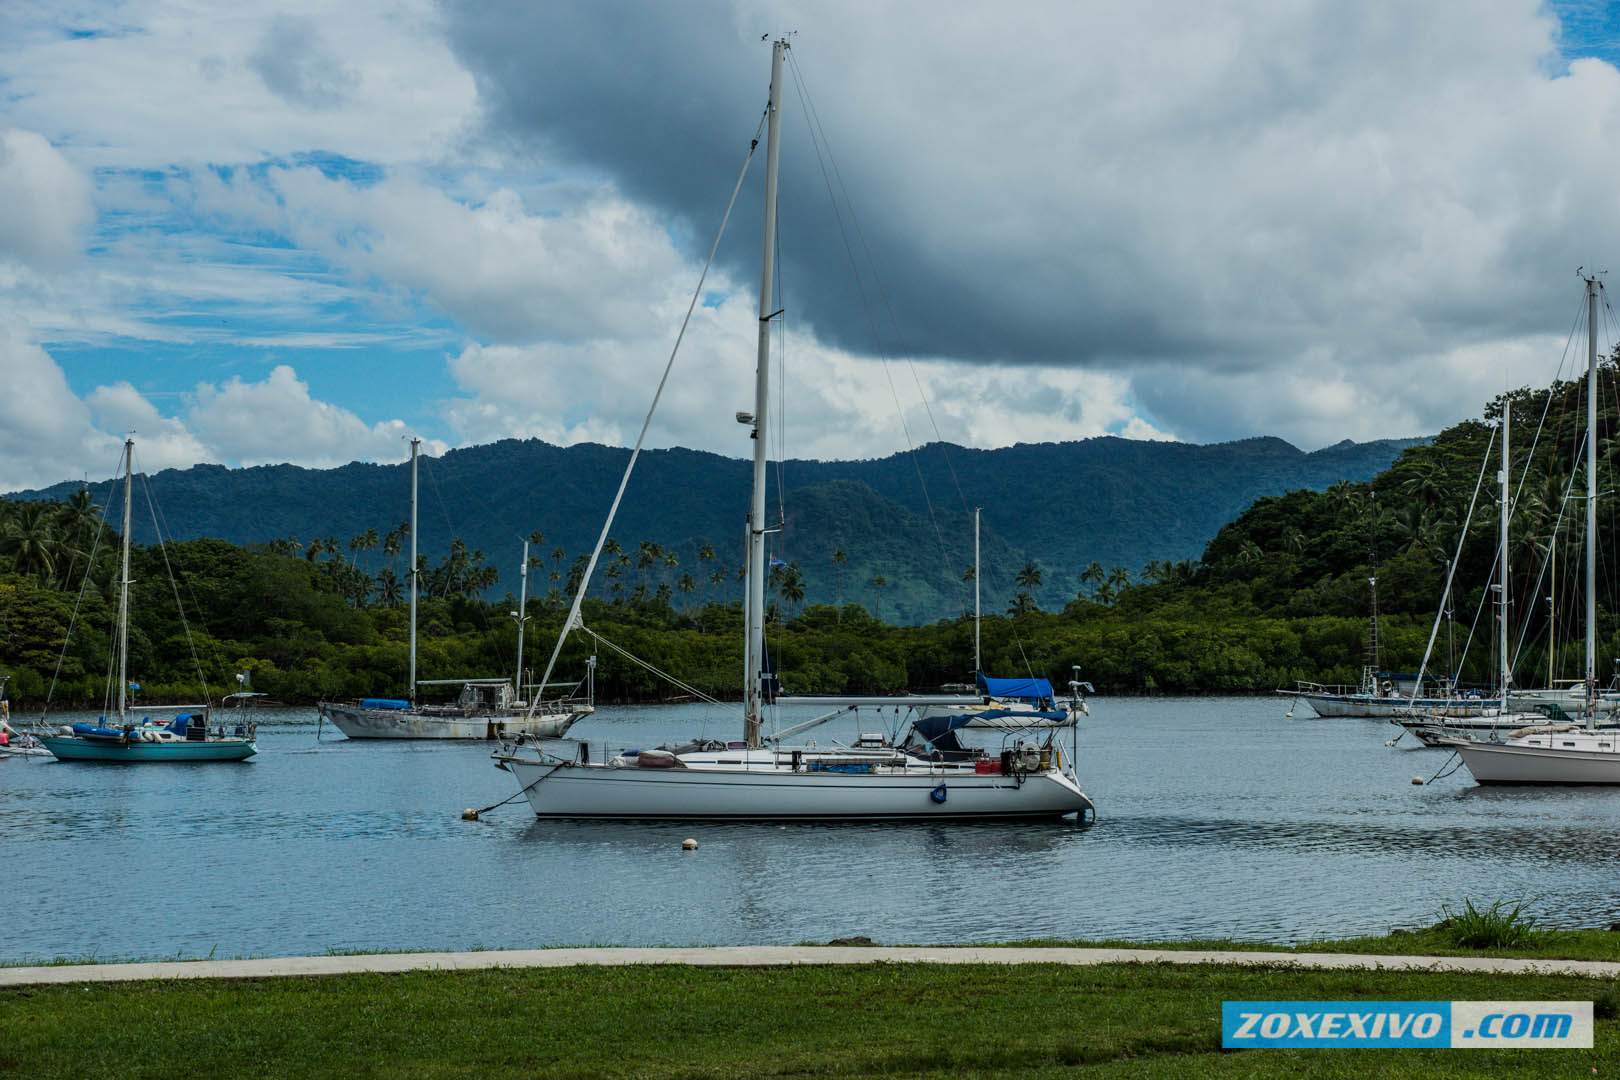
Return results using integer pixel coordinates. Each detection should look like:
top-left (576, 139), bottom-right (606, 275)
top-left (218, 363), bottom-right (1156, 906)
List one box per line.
top-left (743, 39), bottom-right (786, 749)
top-left (408, 436), bottom-right (420, 706)
top-left (515, 539), bottom-right (529, 700)
top-left (1586, 275), bottom-right (1599, 721)
top-left (116, 438), bottom-right (134, 723)
top-left (1499, 401), bottom-right (1510, 710)
top-left (1366, 492), bottom-right (1381, 685)
top-left (974, 507), bottom-right (981, 676)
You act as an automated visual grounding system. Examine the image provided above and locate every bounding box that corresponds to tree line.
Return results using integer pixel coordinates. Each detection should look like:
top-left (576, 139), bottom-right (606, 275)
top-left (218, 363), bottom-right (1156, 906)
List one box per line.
top-left (5, 362), bottom-right (1613, 708)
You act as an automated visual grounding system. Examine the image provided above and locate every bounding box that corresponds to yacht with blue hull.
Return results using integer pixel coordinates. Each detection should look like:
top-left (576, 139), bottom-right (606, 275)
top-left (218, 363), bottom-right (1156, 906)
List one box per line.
top-left (35, 438), bottom-right (257, 765)
top-left (42, 712), bottom-right (256, 762)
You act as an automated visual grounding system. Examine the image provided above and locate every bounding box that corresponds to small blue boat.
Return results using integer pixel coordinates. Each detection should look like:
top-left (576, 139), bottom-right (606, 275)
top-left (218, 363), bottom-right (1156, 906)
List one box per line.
top-left (34, 438), bottom-right (258, 766)
top-left (41, 712), bottom-right (256, 763)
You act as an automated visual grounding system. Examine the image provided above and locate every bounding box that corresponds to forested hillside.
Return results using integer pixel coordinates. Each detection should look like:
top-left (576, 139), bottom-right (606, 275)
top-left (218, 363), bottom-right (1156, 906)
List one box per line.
top-left (7, 365), bottom-right (1603, 709)
top-left (8, 434), bottom-right (1418, 624)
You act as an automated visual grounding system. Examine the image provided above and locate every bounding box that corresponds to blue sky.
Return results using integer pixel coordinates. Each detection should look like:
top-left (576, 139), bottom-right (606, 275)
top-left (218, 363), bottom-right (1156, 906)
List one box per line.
top-left (2, 1), bottom-right (1619, 491)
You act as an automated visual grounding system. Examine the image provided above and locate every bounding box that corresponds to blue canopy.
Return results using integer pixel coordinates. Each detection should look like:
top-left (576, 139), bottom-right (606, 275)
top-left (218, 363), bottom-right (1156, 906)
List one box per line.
top-left (977, 673), bottom-right (1054, 701)
top-left (911, 714), bottom-right (977, 743)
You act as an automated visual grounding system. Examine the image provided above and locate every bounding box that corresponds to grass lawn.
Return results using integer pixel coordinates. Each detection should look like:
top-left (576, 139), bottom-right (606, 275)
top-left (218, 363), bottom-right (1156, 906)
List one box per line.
top-left (997, 911), bottom-right (1620, 962)
top-left (3, 961), bottom-right (1617, 1078)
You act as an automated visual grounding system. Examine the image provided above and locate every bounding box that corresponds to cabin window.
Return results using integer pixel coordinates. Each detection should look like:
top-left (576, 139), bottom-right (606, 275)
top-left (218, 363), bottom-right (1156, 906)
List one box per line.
top-left (1561, 741), bottom-right (1576, 747)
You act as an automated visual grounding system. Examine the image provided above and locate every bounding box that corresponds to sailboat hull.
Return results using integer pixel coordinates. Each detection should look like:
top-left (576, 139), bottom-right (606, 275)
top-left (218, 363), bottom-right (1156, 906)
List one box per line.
top-left (501, 758), bottom-right (1093, 821)
top-left (320, 703), bottom-right (587, 741)
top-left (1290, 693), bottom-right (1496, 719)
top-left (39, 736), bottom-right (257, 762)
top-left (1452, 738), bottom-right (1620, 784)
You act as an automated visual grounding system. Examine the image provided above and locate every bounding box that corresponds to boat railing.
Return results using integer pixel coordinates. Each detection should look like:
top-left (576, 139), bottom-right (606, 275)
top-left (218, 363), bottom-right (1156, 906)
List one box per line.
top-left (1290, 681), bottom-right (1363, 696)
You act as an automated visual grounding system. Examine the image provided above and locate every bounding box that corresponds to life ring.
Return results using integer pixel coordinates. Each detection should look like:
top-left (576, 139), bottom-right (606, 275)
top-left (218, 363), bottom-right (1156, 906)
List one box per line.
top-left (1381, 681), bottom-right (1394, 696)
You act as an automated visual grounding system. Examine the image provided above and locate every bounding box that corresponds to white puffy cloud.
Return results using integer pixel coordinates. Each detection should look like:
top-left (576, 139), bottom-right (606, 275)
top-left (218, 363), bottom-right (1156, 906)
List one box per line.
top-left (439, 291), bottom-right (1172, 462)
top-left (0, 128), bottom-right (93, 270)
top-left (261, 167), bottom-right (689, 344)
top-left (85, 381), bottom-right (212, 471)
top-left (0, 1), bottom-right (476, 170)
top-left (188, 365), bottom-right (448, 467)
top-left (0, 320), bottom-right (119, 489)
top-left (0, 324), bottom-right (445, 490)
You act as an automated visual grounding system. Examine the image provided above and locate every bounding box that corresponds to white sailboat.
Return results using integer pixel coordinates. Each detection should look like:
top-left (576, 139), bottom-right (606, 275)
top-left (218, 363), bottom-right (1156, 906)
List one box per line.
top-left (915, 509), bottom-right (1089, 730)
top-left (493, 40), bottom-right (1093, 821)
top-left (1450, 276), bottom-right (1620, 783)
top-left (317, 438), bottom-right (593, 740)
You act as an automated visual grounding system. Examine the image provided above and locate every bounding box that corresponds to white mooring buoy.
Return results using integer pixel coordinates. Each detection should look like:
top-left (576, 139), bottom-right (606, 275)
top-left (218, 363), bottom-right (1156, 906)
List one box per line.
top-left (1411, 777), bottom-right (1424, 786)
top-left (682, 838), bottom-right (699, 851)
top-left (462, 808), bottom-right (480, 820)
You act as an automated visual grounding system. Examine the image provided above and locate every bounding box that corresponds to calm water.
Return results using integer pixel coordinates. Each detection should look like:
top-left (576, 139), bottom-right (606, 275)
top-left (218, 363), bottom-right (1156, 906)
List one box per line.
top-left (5, 696), bottom-right (1620, 963)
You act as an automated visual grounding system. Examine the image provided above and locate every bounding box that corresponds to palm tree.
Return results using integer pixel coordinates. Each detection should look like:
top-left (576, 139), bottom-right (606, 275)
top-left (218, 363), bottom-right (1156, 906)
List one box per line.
top-left (636, 541), bottom-right (660, 595)
top-left (601, 538), bottom-right (622, 599)
top-left (831, 547), bottom-right (847, 610)
top-left (1, 503), bottom-right (58, 580)
top-left (870, 575), bottom-right (888, 620)
top-left (780, 565), bottom-right (805, 618)
top-left (52, 488), bottom-right (102, 587)
top-left (50, 490), bottom-right (100, 588)
top-left (1400, 461), bottom-right (1448, 510)
top-left (550, 546), bottom-right (566, 601)
top-left (375, 567), bottom-right (404, 607)
top-left (678, 571), bottom-right (697, 609)
top-left (1326, 479), bottom-right (1359, 515)
top-left (697, 543), bottom-right (716, 606)
top-left (1015, 561), bottom-right (1043, 591)
top-left (1080, 561), bottom-right (1104, 600)
top-left (382, 527), bottom-right (401, 571)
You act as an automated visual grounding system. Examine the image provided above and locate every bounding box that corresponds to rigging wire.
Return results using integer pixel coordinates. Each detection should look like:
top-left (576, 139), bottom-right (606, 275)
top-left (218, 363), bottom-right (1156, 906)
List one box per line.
top-left (784, 52), bottom-right (968, 618)
top-left (583, 627), bottom-right (731, 712)
top-left (1442, 286), bottom-right (1587, 690)
top-left (529, 110), bottom-right (769, 713)
top-left (39, 467), bottom-right (118, 720)
top-left (137, 463), bottom-right (214, 704)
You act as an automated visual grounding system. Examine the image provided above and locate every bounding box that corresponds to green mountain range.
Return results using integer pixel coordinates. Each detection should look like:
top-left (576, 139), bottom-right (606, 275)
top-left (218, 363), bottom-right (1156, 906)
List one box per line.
top-left (7, 434), bottom-right (1422, 623)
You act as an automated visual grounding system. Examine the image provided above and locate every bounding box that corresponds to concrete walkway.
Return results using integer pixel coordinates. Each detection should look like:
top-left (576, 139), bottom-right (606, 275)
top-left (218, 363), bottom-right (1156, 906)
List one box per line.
top-left (5, 946), bottom-right (1620, 987)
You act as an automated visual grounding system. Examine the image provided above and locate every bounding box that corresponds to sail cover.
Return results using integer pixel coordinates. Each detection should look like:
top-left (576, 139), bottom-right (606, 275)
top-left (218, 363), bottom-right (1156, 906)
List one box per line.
top-left (976, 674), bottom-right (1054, 701)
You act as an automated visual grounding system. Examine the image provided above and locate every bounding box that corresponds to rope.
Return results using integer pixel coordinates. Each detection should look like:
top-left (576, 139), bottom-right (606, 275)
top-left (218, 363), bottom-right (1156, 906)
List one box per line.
top-left (472, 766), bottom-right (551, 818)
top-left (1426, 751), bottom-right (1465, 784)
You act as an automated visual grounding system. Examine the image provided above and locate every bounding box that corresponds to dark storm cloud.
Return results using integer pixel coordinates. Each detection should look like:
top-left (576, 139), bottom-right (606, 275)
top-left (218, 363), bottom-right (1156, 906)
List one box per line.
top-left (441, 1), bottom-right (1178, 367)
top-left (442, 1), bottom-right (1620, 446)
